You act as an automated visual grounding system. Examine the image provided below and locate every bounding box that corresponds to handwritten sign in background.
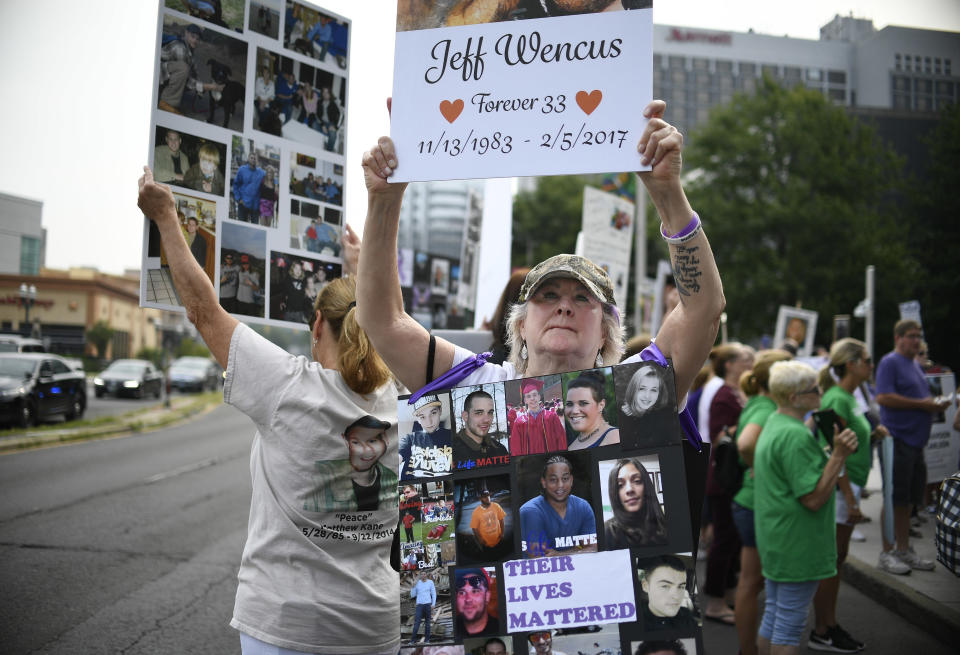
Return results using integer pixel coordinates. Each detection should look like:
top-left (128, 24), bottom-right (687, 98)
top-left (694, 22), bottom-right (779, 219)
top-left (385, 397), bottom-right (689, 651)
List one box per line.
top-left (391, 10), bottom-right (653, 181)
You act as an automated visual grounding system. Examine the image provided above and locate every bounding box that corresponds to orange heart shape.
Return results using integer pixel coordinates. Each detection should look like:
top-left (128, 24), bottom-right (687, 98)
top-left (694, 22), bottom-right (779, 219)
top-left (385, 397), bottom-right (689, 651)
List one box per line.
top-left (576, 89), bottom-right (602, 115)
top-left (439, 99), bottom-right (464, 123)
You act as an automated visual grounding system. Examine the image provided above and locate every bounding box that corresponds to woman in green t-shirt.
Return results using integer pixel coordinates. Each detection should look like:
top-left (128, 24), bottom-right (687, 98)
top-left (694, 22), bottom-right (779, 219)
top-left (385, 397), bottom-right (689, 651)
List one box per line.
top-left (731, 349), bottom-right (792, 655)
top-left (809, 339), bottom-right (889, 652)
top-left (754, 361), bottom-right (858, 654)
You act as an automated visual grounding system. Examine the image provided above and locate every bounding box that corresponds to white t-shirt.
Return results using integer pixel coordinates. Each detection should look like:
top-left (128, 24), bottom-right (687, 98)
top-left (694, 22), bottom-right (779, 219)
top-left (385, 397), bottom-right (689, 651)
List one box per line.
top-left (225, 323), bottom-right (400, 654)
top-left (696, 375), bottom-right (724, 443)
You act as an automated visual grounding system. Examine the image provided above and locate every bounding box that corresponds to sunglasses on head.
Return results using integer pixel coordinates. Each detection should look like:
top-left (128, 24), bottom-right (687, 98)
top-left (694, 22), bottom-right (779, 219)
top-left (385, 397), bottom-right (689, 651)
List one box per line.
top-left (457, 574), bottom-right (487, 591)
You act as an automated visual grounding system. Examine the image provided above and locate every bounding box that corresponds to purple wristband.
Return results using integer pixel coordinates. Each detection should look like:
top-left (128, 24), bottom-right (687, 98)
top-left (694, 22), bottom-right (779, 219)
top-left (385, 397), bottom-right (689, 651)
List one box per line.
top-left (661, 212), bottom-right (700, 240)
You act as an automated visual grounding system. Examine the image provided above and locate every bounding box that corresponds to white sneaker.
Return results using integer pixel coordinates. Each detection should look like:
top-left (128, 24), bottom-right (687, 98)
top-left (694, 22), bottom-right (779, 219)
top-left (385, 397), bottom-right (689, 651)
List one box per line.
top-left (850, 528), bottom-right (866, 542)
top-left (878, 550), bottom-right (911, 575)
top-left (895, 547), bottom-right (936, 571)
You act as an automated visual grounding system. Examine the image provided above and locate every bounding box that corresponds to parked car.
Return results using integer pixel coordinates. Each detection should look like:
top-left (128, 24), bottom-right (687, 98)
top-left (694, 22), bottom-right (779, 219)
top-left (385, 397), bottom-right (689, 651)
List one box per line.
top-left (169, 356), bottom-right (221, 392)
top-left (94, 359), bottom-right (163, 399)
top-left (0, 353), bottom-right (87, 427)
top-left (0, 334), bottom-right (45, 353)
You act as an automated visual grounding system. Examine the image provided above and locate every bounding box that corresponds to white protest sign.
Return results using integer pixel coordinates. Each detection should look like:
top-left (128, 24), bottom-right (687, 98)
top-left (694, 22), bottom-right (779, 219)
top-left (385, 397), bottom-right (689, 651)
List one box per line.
top-left (581, 186), bottom-right (635, 311)
top-left (502, 550), bottom-right (636, 632)
top-left (390, 9), bottom-right (652, 181)
top-left (924, 373), bottom-right (959, 482)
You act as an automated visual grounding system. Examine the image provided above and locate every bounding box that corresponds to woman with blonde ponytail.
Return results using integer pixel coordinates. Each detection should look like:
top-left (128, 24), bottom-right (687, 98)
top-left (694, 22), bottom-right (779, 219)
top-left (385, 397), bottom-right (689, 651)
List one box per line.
top-left (809, 339), bottom-right (888, 651)
top-left (138, 159), bottom-right (401, 655)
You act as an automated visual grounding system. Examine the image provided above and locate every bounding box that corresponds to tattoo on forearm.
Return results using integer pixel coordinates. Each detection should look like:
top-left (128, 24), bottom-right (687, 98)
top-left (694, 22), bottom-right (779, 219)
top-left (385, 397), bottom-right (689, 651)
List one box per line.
top-left (672, 245), bottom-right (702, 296)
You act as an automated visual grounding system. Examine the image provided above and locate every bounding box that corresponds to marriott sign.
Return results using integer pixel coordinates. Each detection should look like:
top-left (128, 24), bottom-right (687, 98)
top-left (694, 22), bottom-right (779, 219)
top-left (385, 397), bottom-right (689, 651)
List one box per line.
top-left (666, 28), bottom-right (733, 45)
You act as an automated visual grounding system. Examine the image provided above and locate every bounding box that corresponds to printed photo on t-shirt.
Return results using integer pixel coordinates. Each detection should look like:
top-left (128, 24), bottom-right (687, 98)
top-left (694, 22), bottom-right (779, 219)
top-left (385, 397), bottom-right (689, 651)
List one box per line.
top-left (516, 452), bottom-right (598, 558)
top-left (303, 414), bottom-right (396, 512)
top-left (455, 473), bottom-right (514, 565)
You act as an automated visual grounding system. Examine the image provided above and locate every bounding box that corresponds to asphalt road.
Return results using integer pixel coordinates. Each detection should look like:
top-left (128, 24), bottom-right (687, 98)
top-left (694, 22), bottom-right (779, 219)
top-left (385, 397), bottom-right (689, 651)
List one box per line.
top-left (0, 404), bottom-right (253, 654)
top-left (0, 403), bottom-right (955, 654)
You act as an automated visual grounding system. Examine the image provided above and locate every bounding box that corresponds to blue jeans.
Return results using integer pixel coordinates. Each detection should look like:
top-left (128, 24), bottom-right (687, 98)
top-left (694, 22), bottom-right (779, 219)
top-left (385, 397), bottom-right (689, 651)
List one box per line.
top-left (411, 603), bottom-right (432, 641)
top-left (731, 501), bottom-right (756, 548)
top-left (758, 579), bottom-right (819, 645)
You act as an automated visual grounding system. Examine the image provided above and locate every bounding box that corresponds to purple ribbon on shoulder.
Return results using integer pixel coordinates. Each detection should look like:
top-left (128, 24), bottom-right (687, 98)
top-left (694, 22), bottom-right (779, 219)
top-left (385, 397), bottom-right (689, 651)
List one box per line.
top-left (640, 342), bottom-right (704, 452)
top-left (408, 351), bottom-right (493, 405)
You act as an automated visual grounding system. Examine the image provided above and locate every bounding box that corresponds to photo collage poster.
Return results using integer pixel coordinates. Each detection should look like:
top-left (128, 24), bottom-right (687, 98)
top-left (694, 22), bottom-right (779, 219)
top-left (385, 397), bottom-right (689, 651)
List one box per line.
top-left (400, 248), bottom-right (469, 332)
top-left (397, 359), bottom-right (703, 655)
top-left (141, 0), bottom-right (349, 330)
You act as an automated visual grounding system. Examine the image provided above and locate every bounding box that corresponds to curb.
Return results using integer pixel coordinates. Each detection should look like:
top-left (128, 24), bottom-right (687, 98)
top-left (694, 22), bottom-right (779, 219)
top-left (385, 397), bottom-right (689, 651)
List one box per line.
top-left (842, 554), bottom-right (960, 646)
top-left (0, 395), bottom-right (223, 454)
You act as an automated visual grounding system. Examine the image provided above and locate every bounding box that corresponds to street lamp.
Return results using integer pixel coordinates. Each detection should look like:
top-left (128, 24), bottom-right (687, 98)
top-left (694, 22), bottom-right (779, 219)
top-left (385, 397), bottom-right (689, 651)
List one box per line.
top-left (18, 283), bottom-right (36, 332)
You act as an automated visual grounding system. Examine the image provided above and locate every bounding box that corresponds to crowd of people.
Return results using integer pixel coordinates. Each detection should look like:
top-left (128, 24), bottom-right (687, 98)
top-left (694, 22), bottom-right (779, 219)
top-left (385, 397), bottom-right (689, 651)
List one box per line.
top-left (137, 87), bottom-right (956, 655)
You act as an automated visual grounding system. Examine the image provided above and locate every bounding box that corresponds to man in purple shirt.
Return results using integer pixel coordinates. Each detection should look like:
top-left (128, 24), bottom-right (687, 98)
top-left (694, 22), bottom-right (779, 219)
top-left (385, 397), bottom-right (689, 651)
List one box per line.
top-left (875, 319), bottom-right (949, 574)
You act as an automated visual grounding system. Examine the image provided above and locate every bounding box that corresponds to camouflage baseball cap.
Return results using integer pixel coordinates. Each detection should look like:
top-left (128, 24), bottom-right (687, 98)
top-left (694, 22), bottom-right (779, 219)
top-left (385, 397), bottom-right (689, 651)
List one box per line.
top-left (518, 254), bottom-right (615, 306)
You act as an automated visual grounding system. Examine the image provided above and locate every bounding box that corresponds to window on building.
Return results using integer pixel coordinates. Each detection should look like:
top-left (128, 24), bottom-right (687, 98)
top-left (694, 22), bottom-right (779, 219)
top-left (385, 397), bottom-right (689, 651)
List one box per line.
top-left (653, 54), bottom-right (662, 68)
top-left (925, 57), bottom-right (932, 73)
top-left (827, 70), bottom-right (846, 84)
top-left (905, 55), bottom-right (912, 70)
top-left (716, 60), bottom-right (732, 73)
top-left (740, 62), bottom-right (756, 76)
top-left (784, 67), bottom-right (802, 82)
top-left (807, 68), bottom-right (822, 81)
top-left (693, 57), bottom-right (709, 70)
top-left (946, 59), bottom-right (952, 76)
top-left (893, 93), bottom-right (910, 110)
top-left (668, 55), bottom-right (685, 69)
top-left (917, 96), bottom-right (929, 111)
top-left (828, 88), bottom-right (846, 103)
top-left (895, 54), bottom-right (901, 71)
top-left (761, 64), bottom-right (779, 78)
top-left (20, 236), bottom-right (41, 275)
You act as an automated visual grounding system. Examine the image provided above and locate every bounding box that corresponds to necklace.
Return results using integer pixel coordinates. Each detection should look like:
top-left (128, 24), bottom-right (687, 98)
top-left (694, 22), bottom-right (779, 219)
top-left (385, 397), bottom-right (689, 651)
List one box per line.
top-left (577, 422), bottom-right (606, 443)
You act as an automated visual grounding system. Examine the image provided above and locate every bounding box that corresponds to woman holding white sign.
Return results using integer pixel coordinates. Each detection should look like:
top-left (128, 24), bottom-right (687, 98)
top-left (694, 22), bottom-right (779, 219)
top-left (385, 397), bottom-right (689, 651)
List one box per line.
top-left (357, 100), bottom-right (723, 437)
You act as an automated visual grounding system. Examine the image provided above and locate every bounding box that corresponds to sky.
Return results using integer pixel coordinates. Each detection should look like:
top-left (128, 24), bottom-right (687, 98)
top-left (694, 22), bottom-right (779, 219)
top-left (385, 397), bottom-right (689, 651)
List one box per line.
top-left (0, 0), bottom-right (957, 276)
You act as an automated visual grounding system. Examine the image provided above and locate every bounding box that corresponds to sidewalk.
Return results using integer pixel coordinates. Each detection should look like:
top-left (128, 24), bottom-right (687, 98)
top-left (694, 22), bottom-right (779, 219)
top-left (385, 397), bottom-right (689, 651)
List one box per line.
top-left (0, 392), bottom-right (222, 454)
top-left (841, 456), bottom-right (960, 645)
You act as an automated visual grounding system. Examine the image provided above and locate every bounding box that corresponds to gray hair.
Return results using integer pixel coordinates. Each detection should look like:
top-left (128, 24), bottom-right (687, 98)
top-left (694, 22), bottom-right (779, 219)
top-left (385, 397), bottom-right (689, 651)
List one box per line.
top-left (769, 360), bottom-right (817, 406)
top-left (505, 301), bottom-right (625, 375)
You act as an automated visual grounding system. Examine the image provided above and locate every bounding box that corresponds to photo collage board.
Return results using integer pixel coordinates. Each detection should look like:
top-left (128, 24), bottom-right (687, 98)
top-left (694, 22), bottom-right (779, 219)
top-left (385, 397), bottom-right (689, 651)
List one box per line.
top-left (141, 0), bottom-right (349, 330)
top-left (397, 359), bottom-right (704, 655)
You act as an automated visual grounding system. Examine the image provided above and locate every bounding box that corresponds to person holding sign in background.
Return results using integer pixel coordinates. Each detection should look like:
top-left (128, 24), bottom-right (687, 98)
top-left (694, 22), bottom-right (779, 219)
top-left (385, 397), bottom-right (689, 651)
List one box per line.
top-left (603, 457), bottom-right (666, 548)
top-left (357, 99), bottom-right (723, 464)
top-left (519, 455), bottom-right (598, 557)
top-left (137, 169), bottom-right (399, 655)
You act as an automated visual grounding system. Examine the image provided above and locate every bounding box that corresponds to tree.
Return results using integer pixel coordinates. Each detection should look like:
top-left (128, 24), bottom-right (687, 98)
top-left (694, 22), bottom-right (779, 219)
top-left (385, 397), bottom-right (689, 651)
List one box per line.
top-left (511, 174), bottom-right (604, 268)
top-left (907, 102), bottom-right (960, 370)
top-left (682, 77), bottom-right (916, 347)
top-left (86, 320), bottom-right (114, 359)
